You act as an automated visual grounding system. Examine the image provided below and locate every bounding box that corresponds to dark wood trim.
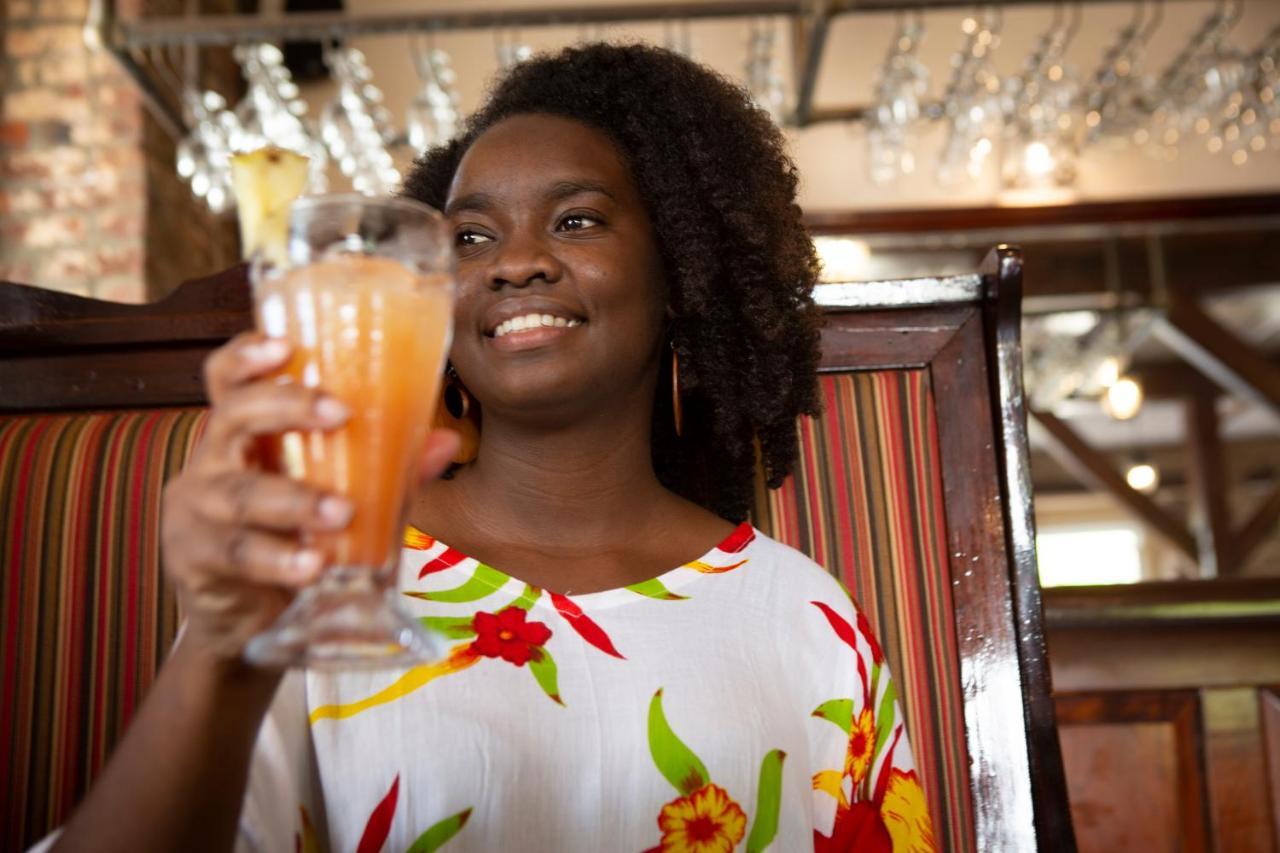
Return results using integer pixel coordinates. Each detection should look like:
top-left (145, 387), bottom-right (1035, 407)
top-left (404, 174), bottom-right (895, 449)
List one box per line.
top-left (1261, 687), bottom-right (1280, 845)
top-left (1055, 689), bottom-right (1213, 853)
top-left (1184, 393), bottom-right (1233, 576)
top-left (1044, 578), bottom-right (1280, 630)
top-left (930, 312), bottom-right (1039, 851)
top-left (0, 265), bottom-right (251, 352)
top-left (981, 246), bottom-right (1076, 851)
top-left (803, 194), bottom-right (1280, 236)
top-left (817, 305), bottom-right (972, 371)
top-left (1030, 409), bottom-right (1198, 561)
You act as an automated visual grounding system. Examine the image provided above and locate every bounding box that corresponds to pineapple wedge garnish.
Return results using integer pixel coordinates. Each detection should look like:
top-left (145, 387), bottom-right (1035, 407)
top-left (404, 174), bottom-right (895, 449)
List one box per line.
top-left (229, 146), bottom-right (310, 268)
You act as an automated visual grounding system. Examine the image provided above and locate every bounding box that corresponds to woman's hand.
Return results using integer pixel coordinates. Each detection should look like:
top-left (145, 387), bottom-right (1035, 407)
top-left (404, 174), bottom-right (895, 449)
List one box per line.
top-left (161, 333), bottom-right (460, 665)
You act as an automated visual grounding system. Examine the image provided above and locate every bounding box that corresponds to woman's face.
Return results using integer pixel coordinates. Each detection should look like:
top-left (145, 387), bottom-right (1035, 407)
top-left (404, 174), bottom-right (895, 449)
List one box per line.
top-left (444, 113), bottom-right (668, 425)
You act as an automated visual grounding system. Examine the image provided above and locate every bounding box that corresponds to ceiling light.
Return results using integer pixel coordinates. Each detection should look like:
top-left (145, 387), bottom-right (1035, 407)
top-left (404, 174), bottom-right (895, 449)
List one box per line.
top-left (1125, 461), bottom-right (1159, 494)
top-left (1101, 376), bottom-right (1144, 420)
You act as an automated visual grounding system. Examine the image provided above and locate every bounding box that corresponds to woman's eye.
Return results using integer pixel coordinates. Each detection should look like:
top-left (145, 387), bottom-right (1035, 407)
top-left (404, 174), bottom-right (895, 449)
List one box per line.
top-left (557, 214), bottom-right (602, 232)
top-left (456, 229), bottom-right (492, 247)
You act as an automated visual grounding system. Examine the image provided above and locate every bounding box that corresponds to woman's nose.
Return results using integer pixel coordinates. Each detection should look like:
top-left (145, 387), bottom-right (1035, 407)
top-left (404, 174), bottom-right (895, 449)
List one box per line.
top-left (489, 231), bottom-right (564, 290)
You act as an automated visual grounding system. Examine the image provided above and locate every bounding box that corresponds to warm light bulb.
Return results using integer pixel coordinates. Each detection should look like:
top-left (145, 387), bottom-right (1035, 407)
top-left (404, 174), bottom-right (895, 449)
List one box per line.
top-left (1125, 462), bottom-right (1159, 493)
top-left (1023, 141), bottom-right (1056, 177)
top-left (1102, 376), bottom-right (1144, 420)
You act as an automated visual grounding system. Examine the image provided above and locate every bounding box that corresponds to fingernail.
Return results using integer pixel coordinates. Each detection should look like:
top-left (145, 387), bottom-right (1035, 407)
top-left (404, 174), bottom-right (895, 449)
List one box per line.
top-left (292, 548), bottom-right (323, 576)
top-left (315, 396), bottom-right (349, 425)
top-left (317, 496), bottom-right (353, 528)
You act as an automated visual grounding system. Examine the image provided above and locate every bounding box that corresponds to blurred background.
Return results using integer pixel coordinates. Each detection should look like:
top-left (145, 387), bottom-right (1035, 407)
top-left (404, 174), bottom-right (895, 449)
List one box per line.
top-left (2, 0), bottom-right (1279, 847)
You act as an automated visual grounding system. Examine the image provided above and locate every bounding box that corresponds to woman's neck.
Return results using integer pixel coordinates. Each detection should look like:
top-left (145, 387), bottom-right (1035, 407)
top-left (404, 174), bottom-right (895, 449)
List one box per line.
top-left (419, 401), bottom-right (677, 559)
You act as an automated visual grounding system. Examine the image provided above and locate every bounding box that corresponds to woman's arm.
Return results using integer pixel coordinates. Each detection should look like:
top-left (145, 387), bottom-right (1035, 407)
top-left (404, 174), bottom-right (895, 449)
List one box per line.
top-left (43, 335), bottom-right (460, 851)
top-left (50, 644), bottom-right (281, 853)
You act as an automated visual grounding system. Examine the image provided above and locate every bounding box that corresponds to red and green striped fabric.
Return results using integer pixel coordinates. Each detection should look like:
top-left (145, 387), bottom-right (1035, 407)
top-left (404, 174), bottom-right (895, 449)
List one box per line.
top-left (753, 370), bottom-right (975, 852)
top-left (0, 409), bottom-right (206, 852)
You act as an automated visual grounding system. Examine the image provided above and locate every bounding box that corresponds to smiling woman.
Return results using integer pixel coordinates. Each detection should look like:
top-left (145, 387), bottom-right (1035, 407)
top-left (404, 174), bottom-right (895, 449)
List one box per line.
top-left (38, 43), bottom-right (934, 853)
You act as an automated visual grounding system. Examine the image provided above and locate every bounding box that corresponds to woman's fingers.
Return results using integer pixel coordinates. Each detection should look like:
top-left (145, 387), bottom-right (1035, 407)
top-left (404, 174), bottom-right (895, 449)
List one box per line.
top-left (203, 333), bottom-right (291, 403)
top-left (186, 525), bottom-right (327, 589)
top-left (200, 471), bottom-right (353, 534)
top-left (199, 382), bottom-right (349, 466)
top-left (418, 428), bottom-right (462, 483)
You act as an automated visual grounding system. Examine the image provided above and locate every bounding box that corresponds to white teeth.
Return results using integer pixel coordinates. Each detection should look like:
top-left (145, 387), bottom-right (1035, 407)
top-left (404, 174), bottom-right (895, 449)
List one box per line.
top-left (492, 313), bottom-right (582, 338)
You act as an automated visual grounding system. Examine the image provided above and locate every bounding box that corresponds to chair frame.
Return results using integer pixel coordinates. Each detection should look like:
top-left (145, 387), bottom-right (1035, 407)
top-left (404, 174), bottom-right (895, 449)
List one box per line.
top-left (811, 246), bottom-right (1073, 850)
top-left (0, 245), bottom-right (1074, 850)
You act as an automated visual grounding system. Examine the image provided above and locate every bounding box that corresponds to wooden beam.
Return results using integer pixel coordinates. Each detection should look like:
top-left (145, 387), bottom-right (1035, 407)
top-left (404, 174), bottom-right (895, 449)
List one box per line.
top-left (1184, 394), bottom-right (1233, 576)
top-left (1031, 410), bottom-right (1198, 562)
top-left (1152, 297), bottom-right (1280, 420)
top-left (789, 0), bottom-right (833, 127)
top-left (1129, 361), bottom-right (1223, 401)
top-left (1233, 485), bottom-right (1280, 573)
top-left (803, 194), bottom-right (1280, 235)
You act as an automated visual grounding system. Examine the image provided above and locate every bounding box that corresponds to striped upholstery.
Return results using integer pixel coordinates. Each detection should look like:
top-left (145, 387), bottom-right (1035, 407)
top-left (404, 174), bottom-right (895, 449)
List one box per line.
top-left (0, 409), bottom-right (206, 852)
top-left (753, 370), bottom-right (975, 852)
top-left (1, 373), bottom-right (968, 849)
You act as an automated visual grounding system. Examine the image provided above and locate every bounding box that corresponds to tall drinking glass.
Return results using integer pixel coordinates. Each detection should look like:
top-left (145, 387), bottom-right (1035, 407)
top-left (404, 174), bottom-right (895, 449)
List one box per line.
top-left (243, 194), bottom-right (453, 669)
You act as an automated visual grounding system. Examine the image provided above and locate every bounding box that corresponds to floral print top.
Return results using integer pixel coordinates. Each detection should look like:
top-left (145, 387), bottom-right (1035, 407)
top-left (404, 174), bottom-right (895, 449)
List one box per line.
top-left (236, 524), bottom-right (935, 853)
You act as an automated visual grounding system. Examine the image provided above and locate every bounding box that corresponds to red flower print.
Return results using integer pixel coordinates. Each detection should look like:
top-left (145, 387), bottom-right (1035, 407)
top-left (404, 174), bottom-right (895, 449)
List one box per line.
top-left (814, 801), bottom-right (892, 853)
top-left (470, 607), bottom-right (552, 666)
top-left (655, 783), bottom-right (747, 853)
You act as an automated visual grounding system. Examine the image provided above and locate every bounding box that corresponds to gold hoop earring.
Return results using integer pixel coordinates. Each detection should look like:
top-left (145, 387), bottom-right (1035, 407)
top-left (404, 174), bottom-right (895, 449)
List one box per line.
top-left (435, 365), bottom-right (480, 464)
top-left (671, 344), bottom-right (683, 438)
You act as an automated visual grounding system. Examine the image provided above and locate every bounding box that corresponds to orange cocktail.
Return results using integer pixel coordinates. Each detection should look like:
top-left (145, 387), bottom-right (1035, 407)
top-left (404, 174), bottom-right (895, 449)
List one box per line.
top-left (242, 193), bottom-right (454, 669)
top-left (256, 255), bottom-right (452, 571)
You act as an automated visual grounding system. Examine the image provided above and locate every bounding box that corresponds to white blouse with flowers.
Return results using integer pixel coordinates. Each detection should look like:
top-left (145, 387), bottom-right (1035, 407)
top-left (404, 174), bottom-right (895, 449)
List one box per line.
top-left (235, 523), bottom-right (936, 853)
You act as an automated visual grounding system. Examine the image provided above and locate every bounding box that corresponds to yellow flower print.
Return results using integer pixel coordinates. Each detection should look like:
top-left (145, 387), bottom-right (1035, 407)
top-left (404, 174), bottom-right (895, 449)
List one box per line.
top-left (881, 769), bottom-right (936, 853)
top-left (845, 707), bottom-right (876, 786)
top-left (657, 783), bottom-right (747, 853)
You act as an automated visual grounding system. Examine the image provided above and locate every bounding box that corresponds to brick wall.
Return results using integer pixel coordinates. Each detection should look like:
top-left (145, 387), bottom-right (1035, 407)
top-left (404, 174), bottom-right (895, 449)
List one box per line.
top-left (1, 0), bottom-right (238, 302)
top-left (1, 0), bottom-right (147, 300)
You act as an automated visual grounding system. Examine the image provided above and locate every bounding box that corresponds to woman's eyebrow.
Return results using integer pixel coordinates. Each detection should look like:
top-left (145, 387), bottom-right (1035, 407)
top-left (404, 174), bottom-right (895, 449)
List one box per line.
top-left (546, 180), bottom-right (617, 203)
top-left (445, 180), bottom-right (616, 216)
top-left (445, 192), bottom-right (496, 216)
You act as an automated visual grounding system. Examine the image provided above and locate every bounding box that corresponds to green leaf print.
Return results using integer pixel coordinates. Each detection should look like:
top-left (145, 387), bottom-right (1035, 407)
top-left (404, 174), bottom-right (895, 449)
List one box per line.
top-left (811, 699), bottom-right (854, 734)
top-left (406, 807), bottom-right (472, 853)
top-left (745, 749), bottom-right (787, 853)
top-left (874, 676), bottom-right (897, 757)
top-left (404, 563), bottom-right (509, 603)
top-left (647, 689), bottom-right (709, 796)
top-left (419, 616), bottom-right (477, 640)
top-left (509, 584), bottom-right (541, 611)
top-left (625, 578), bottom-right (689, 601)
top-left (528, 647), bottom-right (563, 705)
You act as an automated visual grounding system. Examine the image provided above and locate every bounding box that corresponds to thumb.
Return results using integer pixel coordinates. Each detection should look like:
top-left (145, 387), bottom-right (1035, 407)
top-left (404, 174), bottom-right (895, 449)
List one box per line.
top-left (418, 429), bottom-right (462, 484)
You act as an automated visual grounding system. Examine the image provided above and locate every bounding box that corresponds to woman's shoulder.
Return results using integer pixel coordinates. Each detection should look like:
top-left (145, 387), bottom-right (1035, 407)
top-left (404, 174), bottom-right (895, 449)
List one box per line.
top-left (737, 527), bottom-right (858, 617)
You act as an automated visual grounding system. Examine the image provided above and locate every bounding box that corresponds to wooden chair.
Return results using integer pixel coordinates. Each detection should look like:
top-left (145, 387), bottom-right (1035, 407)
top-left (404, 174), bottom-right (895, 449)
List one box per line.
top-left (0, 246), bottom-right (1074, 851)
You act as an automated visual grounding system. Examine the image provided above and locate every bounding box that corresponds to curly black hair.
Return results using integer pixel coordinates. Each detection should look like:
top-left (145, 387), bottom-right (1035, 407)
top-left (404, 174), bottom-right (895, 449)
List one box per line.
top-left (402, 42), bottom-right (822, 523)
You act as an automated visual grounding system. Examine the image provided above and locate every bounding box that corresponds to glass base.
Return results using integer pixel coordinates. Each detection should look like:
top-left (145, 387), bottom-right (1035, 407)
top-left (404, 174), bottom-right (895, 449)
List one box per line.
top-left (244, 570), bottom-right (446, 670)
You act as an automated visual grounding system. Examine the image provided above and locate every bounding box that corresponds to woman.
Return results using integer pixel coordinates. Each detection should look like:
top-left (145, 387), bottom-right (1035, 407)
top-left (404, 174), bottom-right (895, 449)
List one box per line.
top-left (49, 44), bottom-right (933, 852)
